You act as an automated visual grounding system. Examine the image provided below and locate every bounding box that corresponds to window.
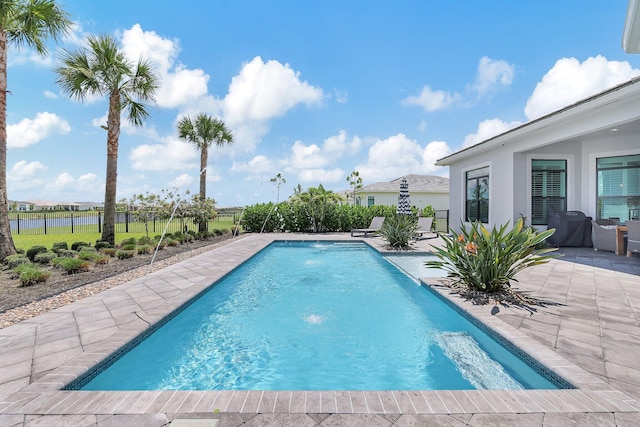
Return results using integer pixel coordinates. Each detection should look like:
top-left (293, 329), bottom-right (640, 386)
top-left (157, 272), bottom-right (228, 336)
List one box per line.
top-left (597, 154), bottom-right (640, 222)
top-left (465, 166), bottom-right (489, 223)
top-left (367, 196), bottom-right (375, 207)
top-left (531, 159), bottom-right (567, 225)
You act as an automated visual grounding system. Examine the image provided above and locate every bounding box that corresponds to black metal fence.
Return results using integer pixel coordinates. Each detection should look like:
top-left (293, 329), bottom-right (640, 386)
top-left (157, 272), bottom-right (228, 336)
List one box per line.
top-left (9, 211), bottom-right (239, 236)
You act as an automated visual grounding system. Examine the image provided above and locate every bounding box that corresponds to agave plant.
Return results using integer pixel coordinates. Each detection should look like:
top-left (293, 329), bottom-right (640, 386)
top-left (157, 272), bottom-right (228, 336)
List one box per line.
top-left (380, 214), bottom-right (418, 249)
top-left (425, 218), bottom-right (559, 293)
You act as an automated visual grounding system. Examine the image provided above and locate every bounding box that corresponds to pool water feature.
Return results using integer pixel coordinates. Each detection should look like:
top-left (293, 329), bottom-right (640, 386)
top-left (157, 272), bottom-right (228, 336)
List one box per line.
top-left (76, 241), bottom-right (563, 391)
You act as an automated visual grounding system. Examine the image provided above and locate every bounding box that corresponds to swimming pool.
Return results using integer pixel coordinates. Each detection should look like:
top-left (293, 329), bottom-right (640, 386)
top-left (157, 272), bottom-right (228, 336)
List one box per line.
top-left (74, 241), bottom-right (564, 391)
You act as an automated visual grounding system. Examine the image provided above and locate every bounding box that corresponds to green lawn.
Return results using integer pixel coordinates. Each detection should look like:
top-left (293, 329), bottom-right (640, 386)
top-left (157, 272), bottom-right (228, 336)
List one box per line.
top-left (11, 217), bottom-right (235, 251)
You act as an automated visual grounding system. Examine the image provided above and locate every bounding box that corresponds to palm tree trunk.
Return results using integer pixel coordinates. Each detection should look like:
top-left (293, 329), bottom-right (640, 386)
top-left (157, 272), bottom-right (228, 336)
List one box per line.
top-left (198, 146), bottom-right (207, 233)
top-left (101, 91), bottom-right (121, 246)
top-left (0, 29), bottom-right (16, 259)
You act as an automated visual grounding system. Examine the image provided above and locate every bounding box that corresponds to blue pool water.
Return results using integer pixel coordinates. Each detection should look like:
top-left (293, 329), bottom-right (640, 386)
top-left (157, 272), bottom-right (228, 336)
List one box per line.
top-left (78, 241), bottom-right (561, 391)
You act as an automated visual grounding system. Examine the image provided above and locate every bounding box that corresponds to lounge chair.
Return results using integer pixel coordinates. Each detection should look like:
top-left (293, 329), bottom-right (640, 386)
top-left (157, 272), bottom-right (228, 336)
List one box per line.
top-left (591, 220), bottom-right (618, 253)
top-left (351, 216), bottom-right (385, 237)
top-left (414, 217), bottom-right (437, 240)
top-left (626, 220), bottom-right (640, 257)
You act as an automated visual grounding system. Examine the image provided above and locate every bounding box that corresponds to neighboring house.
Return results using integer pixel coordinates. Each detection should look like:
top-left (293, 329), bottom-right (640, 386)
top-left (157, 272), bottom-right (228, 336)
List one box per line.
top-left (75, 201), bottom-right (104, 211)
top-left (8, 200), bottom-right (34, 211)
top-left (436, 77), bottom-right (640, 231)
top-left (355, 175), bottom-right (449, 211)
top-left (24, 200), bottom-right (81, 211)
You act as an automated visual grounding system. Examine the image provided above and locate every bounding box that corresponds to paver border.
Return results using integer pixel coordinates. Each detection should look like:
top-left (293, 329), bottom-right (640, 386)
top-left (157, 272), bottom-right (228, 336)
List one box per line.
top-left (0, 233), bottom-right (638, 417)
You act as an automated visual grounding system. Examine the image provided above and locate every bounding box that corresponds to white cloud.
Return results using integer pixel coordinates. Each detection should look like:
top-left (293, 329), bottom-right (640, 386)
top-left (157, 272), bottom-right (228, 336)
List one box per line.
top-left (120, 24), bottom-right (210, 109)
top-left (230, 155), bottom-right (276, 174)
top-left (129, 137), bottom-right (198, 171)
top-left (7, 160), bottom-right (47, 182)
top-left (285, 130), bottom-right (361, 171)
top-left (220, 56), bottom-right (324, 152)
top-left (524, 55), bottom-right (640, 120)
top-left (333, 88), bottom-right (349, 104)
top-left (470, 56), bottom-right (514, 96)
top-left (357, 134), bottom-right (451, 180)
top-left (422, 140), bottom-right (452, 168)
top-left (44, 90), bottom-right (58, 99)
top-left (46, 172), bottom-right (100, 193)
top-left (7, 112), bottom-right (71, 149)
top-left (224, 56), bottom-right (324, 123)
top-left (462, 118), bottom-right (522, 148)
top-left (403, 57), bottom-right (513, 112)
top-left (297, 168), bottom-right (345, 183)
top-left (168, 173), bottom-right (193, 188)
top-left (402, 85), bottom-right (461, 112)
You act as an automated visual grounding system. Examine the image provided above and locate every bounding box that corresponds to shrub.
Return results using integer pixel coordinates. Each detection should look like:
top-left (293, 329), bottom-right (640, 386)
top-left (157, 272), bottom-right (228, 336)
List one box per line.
top-left (26, 245), bottom-right (47, 261)
top-left (52, 257), bottom-right (91, 274)
top-left (137, 236), bottom-right (153, 245)
top-left (214, 228), bottom-right (224, 236)
top-left (101, 248), bottom-right (117, 257)
top-left (137, 244), bottom-right (152, 255)
top-left (116, 250), bottom-right (135, 259)
top-left (52, 241), bottom-right (69, 253)
top-left (34, 251), bottom-right (57, 264)
top-left (14, 264), bottom-right (50, 287)
top-left (4, 254), bottom-right (30, 268)
top-left (379, 214), bottom-right (418, 249)
top-left (153, 239), bottom-right (166, 250)
top-left (95, 255), bottom-right (110, 265)
top-left (57, 250), bottom-right (77, 258)
top-left (78, 250), bottom-right (98, 261)
top-left (120, 237), bottom-right (136, 246)
top-left (166, 238), bottom-right (179, 247)
top-left (94, 241), bottom-right (112, 250)
top-left (425, 218), bottom-right (559, 293)
top-left (16, 248), bottom-right (25, 254)
top-left (79, 246), bottom-right (97, 253)
top-left (121, 243), bottom-right (136, 251)
top-left (171, 232), bottom-right (186, 243)
top-left (71, 241), bottom-right (89, 251)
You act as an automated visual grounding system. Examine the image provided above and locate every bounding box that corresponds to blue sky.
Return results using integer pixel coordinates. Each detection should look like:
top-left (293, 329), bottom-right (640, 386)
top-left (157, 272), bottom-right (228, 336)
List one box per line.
top-left (6, 0), bottom-right (640, 207)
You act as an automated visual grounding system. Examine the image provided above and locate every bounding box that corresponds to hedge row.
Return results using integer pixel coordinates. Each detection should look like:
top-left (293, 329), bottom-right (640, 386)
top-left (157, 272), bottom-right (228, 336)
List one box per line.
top-left (240, 203), bottom-right (399, 233)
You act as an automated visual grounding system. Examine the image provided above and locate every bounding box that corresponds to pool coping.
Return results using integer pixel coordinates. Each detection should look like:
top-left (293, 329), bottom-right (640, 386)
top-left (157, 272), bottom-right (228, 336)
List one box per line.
top-left (0, 233), bottom-right (638, 417)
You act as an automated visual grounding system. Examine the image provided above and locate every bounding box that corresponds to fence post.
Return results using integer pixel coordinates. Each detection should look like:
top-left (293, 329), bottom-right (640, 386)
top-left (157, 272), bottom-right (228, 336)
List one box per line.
top-left (98, 211), bottom-right (102, 233)
top-left (44, 213), bottom-right (47, 234)
top-left (126, 211), bottom-right (129, 233)
top-left (71, 212), bottom-right (74, 234)
top-left (16, 214), bottom-right (20, 235)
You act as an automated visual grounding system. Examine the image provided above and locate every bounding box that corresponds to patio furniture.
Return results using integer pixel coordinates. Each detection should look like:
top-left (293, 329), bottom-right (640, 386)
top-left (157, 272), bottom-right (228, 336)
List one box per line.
top-left (591, 220), bottom-right (618, 253)
top-left (626, 220), bottom-right (640, 257)
top-left (350, 216), bottom-right (385, 237)
top-left (414, 217), bottom-right (437, 240)
top-left (547, 207), bottom-right (592, 247)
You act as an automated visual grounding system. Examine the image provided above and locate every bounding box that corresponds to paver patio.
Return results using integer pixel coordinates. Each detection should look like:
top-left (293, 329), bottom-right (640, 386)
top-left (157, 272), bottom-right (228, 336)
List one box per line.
top-left (0, 233), bottom-right (639, 426)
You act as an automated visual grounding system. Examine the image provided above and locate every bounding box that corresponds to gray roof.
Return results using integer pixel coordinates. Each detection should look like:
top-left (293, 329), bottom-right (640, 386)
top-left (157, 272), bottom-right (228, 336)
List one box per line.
top-left (358, 174), bottom-right (449, 194)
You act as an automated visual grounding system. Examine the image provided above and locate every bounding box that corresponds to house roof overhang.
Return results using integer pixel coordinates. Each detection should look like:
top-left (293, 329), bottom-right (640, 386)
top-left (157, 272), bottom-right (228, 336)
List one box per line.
top-left (623, 0), bottom-right (640, 53)
top-left (436, 76), bottom-right (640, 166)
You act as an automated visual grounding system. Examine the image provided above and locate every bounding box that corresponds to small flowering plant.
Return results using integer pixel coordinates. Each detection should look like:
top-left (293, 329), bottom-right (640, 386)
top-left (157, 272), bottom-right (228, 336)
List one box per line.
top-left (425, 218), bottom-right (559, 293)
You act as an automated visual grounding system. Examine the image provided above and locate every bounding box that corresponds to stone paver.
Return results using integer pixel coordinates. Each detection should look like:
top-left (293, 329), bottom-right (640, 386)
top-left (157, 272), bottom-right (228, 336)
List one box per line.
top-left (0, 233), bottom-right (639, 425)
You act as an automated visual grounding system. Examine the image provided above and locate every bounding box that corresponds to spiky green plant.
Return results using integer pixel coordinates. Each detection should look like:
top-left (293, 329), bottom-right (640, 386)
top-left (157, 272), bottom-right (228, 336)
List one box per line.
top-left (13, 263), bottom-right (50, 287)
top-left (379, 214), bottom-right (418, 249)
top-left (425, 218), bottom-right (559, 293)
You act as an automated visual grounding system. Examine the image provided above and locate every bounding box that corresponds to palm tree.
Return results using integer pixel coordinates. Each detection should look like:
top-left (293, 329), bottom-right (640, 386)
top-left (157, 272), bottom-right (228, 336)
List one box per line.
top-left (177, 114), bottom-right (233, 233)
top-left (291, 184), bottom-right (343, 232)
top-left (270, 173), bottom-right (286, 203)
top-left (55, 34), bottom-right (158, 245)
top-left (0, 0), bottom-right (72, 260)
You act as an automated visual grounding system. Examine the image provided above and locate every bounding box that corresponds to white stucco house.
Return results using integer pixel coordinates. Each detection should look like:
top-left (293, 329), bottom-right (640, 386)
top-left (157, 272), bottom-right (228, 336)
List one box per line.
top-left (436, 77), bottom-right (640, 232)
top-left (353, 175), bottom-right (449, 211)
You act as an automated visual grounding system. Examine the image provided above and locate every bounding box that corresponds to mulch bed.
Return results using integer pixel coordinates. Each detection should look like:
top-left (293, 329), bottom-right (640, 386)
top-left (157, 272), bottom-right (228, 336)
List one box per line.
top-left (0, 235), bottom-right (234, 314)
